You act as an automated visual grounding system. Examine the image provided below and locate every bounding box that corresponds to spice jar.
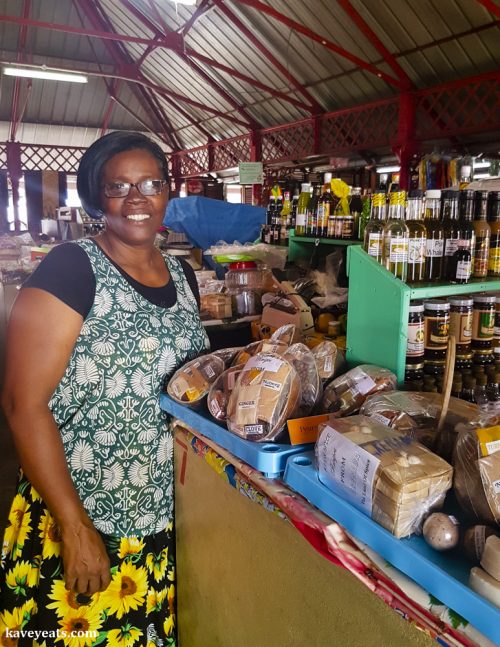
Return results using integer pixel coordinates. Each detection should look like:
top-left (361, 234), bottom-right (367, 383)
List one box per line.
top-left (455, 351), bottom-right (473, 371)
top-left (406, 302), bottom-right (425, 364)
top-left (424, 300), bottom-right (450, 359)
top-left (449, 297), bottom-right (473, 353)
top-left (225, 261), bottom-right (263, 317)
top-left (424, 359), bottom-right (446, 377)
top-left (405, 362), bottom-right (424, 384)
top-left (471, 294), bottom-right (496, 350)
top-left (473, 348), bottom-right (494, 368)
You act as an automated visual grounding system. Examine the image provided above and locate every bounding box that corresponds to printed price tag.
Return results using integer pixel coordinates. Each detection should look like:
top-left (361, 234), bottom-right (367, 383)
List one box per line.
top-left (244, 354), bottom-right (284, 374)
top-left (324, 356), bottom-right (333, 373)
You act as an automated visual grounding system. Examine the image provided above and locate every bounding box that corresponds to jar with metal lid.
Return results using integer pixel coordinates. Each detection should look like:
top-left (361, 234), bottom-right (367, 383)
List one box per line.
top-left (455, 351), bottom-right (473, 371)
top-left (449, 297), bottom-right (473, 353)
top-left (473, 348), bottom-right (494, 367)
top-left (471, 293), bottom-right (495, 349)
top-left (424, 359), bottom-right (446, 377)
top-left (406, 302), bottom-right (424, 365)
top-left (405, 362), bottom-right (424, 384)
top-left (495, 296), bottom-right (500, 344)
top-left (424, 299), bottom-right (450, 359)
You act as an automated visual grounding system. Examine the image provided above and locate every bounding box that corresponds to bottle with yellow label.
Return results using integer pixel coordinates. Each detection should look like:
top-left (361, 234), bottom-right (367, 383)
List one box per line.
top-left (488, 191), bottom-right (500, 276)
top-left (363, 190), bottom-right (386, 263)
top-left (382, 189), bottom-right (409, 281)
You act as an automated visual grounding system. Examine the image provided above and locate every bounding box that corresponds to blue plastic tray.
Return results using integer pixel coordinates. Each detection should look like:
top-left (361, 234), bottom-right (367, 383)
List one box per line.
top-left (284, 452), bottom-right (500, 644)
top-left (160, 394), bottom-right (312, 478)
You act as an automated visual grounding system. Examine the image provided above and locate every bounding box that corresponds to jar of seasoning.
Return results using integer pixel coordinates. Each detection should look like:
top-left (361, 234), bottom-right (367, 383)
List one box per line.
top-left (473, 348), bottom-right (494, 367)
top-left (423, 359), bottom-right (446, 377)
top-left (424, 300), bottom-right (450, 359)
top-left (405, 362), bottom-right (424, 384)
top-left (449, 297), bottom-right (473, 353)
top-left (472, 294), bottom-right (496, 349)
top-left (495, 296), bottom-right (500, 345)
top-left (455, 351), bottom-right (473, 371)
top-left (406, 302), bottom-right (425, 364)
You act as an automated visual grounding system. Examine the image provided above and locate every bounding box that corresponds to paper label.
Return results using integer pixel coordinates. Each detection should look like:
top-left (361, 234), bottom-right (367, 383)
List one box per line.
top-left (244, 424), bottom-right (265, 436)
top-left (456, 260), bottom-right (471, 280)
top-left (244, 354), bottom-right (284, 374)
top-left (493, 479), bottom-right (500, 495)
top-left (406, 321), bottom-right (424, 356)
top-left (227, 370), bottom-right (238, 391)
top-left (239, 400), bottom-right (256, 410)
top-left (324, 355), bottom-right (333, 373)
top-left (262, 379), bottom-right (282, 391)
top-left (476, 426), bottom-right (500, 457)
top-left (316, 426), bottom-right (380, 515)
top-left (444, 238), bottom-right (459, 256)
top-left (425, 315), bottom-right (449, 350)
top-left (472, 309), bottom-right (495, 341)
top-left (449, 311), bottom-right (472, 343)
top-left (295, 211), bottom-right (307, 227)
top-left (349, 367), bottom-right (377, 395)
top-left (370, 413), bottom-right (391, 426)
top-left (408, 238), bottom-right (426, 264)
top-left (367, 233), bottom-right (381, 257)
top-left (426, 239), bottom-right (444, 257)
top-left (389, 238), bottom-right (408, 263)
top-left (205, 364), bottom-right (215, 378)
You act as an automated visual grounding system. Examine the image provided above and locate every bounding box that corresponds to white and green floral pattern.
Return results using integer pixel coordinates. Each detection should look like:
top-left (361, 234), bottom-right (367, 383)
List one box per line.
top-left (49, 239), bottom-right (209, 537)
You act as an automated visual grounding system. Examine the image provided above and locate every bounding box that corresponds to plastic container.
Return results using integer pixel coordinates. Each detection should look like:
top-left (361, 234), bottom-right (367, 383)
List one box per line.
top-left (225, 261), bottom-right (263, 317)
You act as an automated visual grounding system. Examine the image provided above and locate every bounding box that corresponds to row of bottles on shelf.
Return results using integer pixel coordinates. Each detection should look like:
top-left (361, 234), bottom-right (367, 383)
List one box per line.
top-left (404, 294), bottom-right (500, 407)
top-left (364, 188), bottom-right (500, 284)
top-left (260, 181), bottom-right (366, 245)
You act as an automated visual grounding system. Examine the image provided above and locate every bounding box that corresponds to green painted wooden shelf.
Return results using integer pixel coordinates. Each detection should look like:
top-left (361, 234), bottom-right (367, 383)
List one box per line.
top-left (288, 229), bottom-right (362, 262)
top-left (346, 245), bottom-right (500, 384)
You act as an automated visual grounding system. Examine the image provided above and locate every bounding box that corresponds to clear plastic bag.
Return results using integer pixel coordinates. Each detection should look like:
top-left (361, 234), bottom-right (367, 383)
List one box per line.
top-left (315, 416), bottom-right (453, 538)
top-left (226, 352), bottom-right (301, 442)
top-left (269, 323), bottom-right (297, 346)
top-left (453, 420), bottom-right (500, 527)
top-left (167, 354), bottom-right (225, 409)
top-left (211, 347), bottom-right (244, 368)
top-left (284, 343), bottom-right (322, 417)
top-left (311, 341), bottom-right (345, 384)
top-left (322, 364), bottom-right (397, 417)
top-left (231, 339), bottom-right (288, 367)
top-left (360, 391), bottom-right (478, 459)
top-left (207, 365), bottom-right (244, 421)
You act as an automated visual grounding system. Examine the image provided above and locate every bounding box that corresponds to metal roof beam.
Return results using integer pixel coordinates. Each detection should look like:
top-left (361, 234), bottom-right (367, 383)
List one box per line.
top-left (100, 80), bottom-right (119, 136)
top-left (75, 0), bottom-right (182, 149)
top-left (337, 0), bottom-right (414, 89)
top-left (228, 0), bottom-right (407, 90)
top-left (120, 0), bottom-right (260, 128)
top-left (9, 0), bottom-right (31, 142)
top-left (179, 0), bottom-right (214, 36)
top-left (212, 0), bottom-right (324, 112)
top-left (475, 0), bottom-right (500, 18)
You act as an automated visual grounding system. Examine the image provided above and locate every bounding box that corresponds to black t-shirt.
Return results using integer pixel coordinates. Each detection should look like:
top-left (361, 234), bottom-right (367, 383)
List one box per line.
top-left (24, 241), bottom-right (200, 318)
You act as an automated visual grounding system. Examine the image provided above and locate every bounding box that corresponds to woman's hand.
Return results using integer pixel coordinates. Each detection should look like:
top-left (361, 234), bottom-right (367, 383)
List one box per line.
top-left (60, 520), bottom-right (112, 595)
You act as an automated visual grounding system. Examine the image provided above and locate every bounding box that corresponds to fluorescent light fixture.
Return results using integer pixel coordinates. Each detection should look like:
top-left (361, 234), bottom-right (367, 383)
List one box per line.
top-left (376, 166), bottom-right (400, 174)
top-left (473, 173), bottom-right (498, 179)
top-left (473, 161), bottom-right (491, 169)
top-left (3, 66), bottom-right (88, 83)
top-left (168, 0), bottom-right (197, 4)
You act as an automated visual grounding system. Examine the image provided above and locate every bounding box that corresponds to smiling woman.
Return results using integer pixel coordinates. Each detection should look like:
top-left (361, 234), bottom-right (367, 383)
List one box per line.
top-left (0, 131), bottom-right (209, 646)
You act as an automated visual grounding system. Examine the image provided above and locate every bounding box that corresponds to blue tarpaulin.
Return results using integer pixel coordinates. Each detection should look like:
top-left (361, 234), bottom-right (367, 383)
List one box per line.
top-left (164, 196), bottom-right (266, 250)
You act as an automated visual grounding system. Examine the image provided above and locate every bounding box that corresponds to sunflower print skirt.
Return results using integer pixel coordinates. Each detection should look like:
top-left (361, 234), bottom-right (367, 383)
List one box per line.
top-left (0, 473), bottom-right (176, 647)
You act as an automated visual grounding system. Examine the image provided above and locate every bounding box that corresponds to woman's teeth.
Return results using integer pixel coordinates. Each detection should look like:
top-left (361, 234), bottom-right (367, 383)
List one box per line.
top-left (127, 214), bottom-right (150, 221)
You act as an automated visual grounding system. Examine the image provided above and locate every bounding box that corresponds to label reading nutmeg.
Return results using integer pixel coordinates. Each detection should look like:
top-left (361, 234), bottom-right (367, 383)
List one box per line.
top-left (262, 379), bottom-right (282, 391)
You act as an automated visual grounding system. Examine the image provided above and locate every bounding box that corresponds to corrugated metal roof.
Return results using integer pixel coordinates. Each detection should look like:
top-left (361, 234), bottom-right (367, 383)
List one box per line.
top-left (0, 0), bottom-right (498, 151)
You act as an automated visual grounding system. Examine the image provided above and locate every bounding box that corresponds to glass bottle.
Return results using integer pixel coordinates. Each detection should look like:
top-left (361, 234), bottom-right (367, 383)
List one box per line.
top-left (350, 187), bottom-right (363, 241)
top-left (474, 374), bottom-right (489, 410)
top-left (280, 191), bottom-right (292, 246)
top-left (295, 183), bottom-right (310, 236)
top-left (488, 192), bottom-right (500, 276)
top-left (306, 184), bottom-right (321, 237)
top-left (472, 190), bottom-right (491, 278)
top-left (382, 190), bottom-right (409, 281)
top-left (423, 189), bottom-right (444, 281)
top-left (458, 190), bottom-right (477, 267)
top-left (461, 376), bottom-right (477, 403)
top-left (441, 189), bottom-right (461, 280)
top-left (291, 187), bottom-right (299, 229)
top-left (405, 190), bottom-right (426, 282)
top-left (317, 183), bottom-right (334, 239)
top-left (358, 193), bottom-right (371, 241)
top-left (450, 243), bottom-right (472, 284)
top-left (363, 190), bottom-right (386, 263)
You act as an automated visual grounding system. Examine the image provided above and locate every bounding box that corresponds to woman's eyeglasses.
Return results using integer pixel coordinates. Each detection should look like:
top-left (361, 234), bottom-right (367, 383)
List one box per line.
top-left (103, 179), bottom-right (167, 198)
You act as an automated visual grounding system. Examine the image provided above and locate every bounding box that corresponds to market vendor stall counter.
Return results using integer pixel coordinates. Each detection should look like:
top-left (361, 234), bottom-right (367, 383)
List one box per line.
top-left (172, 418), bottom-right (496, 647)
